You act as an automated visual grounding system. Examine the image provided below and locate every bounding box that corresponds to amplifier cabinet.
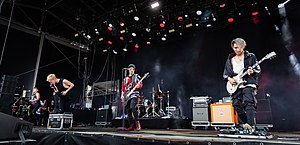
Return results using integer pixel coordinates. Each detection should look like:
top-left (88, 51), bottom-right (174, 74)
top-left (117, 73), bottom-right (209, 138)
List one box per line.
top-left (192, 107), bottom-right (210, 127)
top-left (95, 108), bottom-right (112, 126)
top-left (210, 103), bottom-right (238, 127)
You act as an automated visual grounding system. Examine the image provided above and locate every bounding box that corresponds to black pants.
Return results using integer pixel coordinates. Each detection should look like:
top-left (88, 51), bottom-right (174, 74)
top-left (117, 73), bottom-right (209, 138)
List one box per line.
top-left (232, 87), bottom-right (257, 126)
top-left (54, 93), bottom-right (71, 113)
top-left (125, 96), bottom-right (138, 125)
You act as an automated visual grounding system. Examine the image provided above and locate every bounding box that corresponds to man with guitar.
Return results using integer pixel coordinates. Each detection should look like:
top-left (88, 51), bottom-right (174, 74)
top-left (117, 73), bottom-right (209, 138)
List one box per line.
top-left (121, 64), bottom-right (143, 131)
top-left (223, 38), bottom-right (261, 131)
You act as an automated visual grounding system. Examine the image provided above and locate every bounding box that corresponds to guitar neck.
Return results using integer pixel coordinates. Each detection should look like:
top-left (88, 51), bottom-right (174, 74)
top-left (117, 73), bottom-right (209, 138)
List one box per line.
top-left (240, 58), bottom-right (264, 78)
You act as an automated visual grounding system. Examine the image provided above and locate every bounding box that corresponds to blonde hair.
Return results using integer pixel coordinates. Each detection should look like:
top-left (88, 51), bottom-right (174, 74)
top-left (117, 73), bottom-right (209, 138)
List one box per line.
top-left (47, 74), bottom-right (57, 81)
top-left (231, 38), bottom-right (247, 49)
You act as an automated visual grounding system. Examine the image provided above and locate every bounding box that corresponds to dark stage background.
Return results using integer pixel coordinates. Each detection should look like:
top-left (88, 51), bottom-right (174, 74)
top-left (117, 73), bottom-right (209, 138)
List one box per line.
top-left (1, 0), bottom-right (300, 131)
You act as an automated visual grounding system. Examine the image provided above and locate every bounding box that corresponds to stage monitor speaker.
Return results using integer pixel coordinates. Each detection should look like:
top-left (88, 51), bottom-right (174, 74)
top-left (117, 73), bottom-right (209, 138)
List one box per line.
top-left (0, 112), bottom-right (33, 140)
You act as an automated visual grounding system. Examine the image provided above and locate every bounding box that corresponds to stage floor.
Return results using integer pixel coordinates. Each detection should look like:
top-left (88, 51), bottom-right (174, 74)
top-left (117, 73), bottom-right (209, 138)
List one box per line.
top-left (28, 126), bottom-right (300, 145)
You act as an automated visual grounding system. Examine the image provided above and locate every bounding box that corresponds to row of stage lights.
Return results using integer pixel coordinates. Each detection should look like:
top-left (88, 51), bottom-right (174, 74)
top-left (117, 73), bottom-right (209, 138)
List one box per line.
top-left (76, 1), bottom-right (265, 53)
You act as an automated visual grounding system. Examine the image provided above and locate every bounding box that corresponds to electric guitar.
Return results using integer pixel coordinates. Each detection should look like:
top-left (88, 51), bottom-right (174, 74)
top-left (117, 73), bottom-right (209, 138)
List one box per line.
top-left (122, 72), bottom-right (149, 106)
top-left (226, 51), bottom-right (276, 95)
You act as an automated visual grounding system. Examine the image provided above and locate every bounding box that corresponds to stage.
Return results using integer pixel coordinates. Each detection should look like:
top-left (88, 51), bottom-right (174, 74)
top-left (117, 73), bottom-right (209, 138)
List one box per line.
top-left (24, 126), bottom-right (300, 145)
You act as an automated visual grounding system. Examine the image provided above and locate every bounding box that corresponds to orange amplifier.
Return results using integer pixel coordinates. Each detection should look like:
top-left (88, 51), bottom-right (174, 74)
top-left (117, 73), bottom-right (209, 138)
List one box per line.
top-left (210, 102), bottom-right (238, 127)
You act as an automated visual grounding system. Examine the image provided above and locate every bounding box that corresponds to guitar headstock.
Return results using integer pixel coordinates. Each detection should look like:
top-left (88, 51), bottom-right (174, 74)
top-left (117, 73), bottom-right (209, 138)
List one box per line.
top-left (263, 51), bottom-right (276, 60)
top-left (143, 72), bottom-right (150, 78)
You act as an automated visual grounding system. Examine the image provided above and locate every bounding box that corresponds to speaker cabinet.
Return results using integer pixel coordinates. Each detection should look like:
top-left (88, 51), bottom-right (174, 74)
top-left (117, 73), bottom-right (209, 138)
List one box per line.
top-left (95, 108), bottom-right (112, 126)
top-left (210, 103), bottom-right (238, 127)
top-left (0, 112), bottom-right (33, 140)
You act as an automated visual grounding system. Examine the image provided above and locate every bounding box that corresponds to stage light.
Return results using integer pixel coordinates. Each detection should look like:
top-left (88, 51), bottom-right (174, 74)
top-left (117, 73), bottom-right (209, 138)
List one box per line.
top-left (113, 50), bottom-right (117, 54)
top-left (185, 14), bottom-right (188, 18)
top-left (146, 41), bottom-right (151, 45)
top-left (177, 16), bottom-right (183, 21)
top-left (108, 41), bottom-right (113, 45)
top-left (160, 23), bottom-right (165, 28)
top-left (123, 48), bottom-right (128, 51)
top-left (151, 2), bottom-right (159, 9)
top-left (227, 17), bottom-right (234, 23)
top-left (206, 24), bottom-right (212, 27)
top-left (120, 30), bottom-right (126, 34)
top-left (103, 49), bottom-right (108, 52)
top-left (132, 32), bottom-right (137, 37)
top-left (196, 10), bottom-right (202, 16)
top-left (220, 3), bottom-right (225, 8)
top-left (108, 26), bottom-right (113, 31)
top-left (168, 29), bottom-right (175, 33)
top-left (95, 31), bottom-right (99, 35)
top-left (95, 28), bottom-right (98, 31)
top-left (134, 16), bottom-right (139, 21)
top-left (186, 23), bottom-right (193, 28)
top-left (146, 28), bottom-right (151, 32)
top-left (195, 23), bottom-right (199, 27)
top-left (87, 35), bottom-right (91, 40)
top-left (252, 11), bottom-right (259, 16)
top-left (74, 33), bottom-right (79, 37)
top-left (108, 24), bottom-right (113, 27)
top-left (212, 13), bottom-right (216, 21)
top-left (120, 36), bottom-right (124, 40)
top-left (161, 37), bottom-right (166, 41)
top-left (120, 22), bottom-right (125, 26)
top-left (99, 37), bottom-right (104, 41)
top-left (134, 44), bottom-right (139, 49)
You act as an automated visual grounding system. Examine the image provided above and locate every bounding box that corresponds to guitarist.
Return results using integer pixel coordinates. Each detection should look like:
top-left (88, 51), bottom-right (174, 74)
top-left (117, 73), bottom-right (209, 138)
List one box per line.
top-left (121, 64), bottom-right (143, 131)
top-left (223, 38), bottom-right (261, 131)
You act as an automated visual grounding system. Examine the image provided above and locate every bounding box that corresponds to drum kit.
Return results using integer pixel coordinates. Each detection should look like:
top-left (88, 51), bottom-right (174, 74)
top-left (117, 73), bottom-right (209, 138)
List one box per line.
top-left (137, 86), bottom-right (172, 118)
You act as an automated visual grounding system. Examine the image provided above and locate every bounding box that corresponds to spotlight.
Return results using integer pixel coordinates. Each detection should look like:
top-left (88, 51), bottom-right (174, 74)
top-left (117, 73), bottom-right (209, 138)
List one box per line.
top-left (196, 10), bottom-right (202, 16)
top-left (87, 35), bottom-right (91, 39)
top-left (206, 24), bottom-right (212, 27)
top-left (108, 24), bottom-right (113, 27)
top-left (134, 44), bottom-right (139, 49)
top-left (99, 37), bottom-right (104, 41)
top-left (185, 14), bottom-right (188, 18)
top-left (151, 2), bottom-right (159, 9)
top-left (168, 29), bottom-right (175, 33)
top-left (177, 16), bottom-right (183, 21)
top-left (220, 3), bottom-right (225, 8)
top-left (108, 27), bottom-right (113, 31)
top-left (195, 23), bottom-right (199, 27)
top-left (108, 41), bottom-right (113, 45)
top-left (146, 41), bottom-right (151, 45)
top-left (227, 17), bottom-right (234, 23)
top-left (161, 37), bottom-right (166, 41)
top-left (132, 32), bottom-right (137, 37)
top-left (134, 16), bottom-right (139, 21)
top-left (95, 28), bottom-right (98, 31)
top-left (123, 48), bottom-right (128, 51)
top-left (95, 31), bottom-right (99, 35)
top-left (113, 50), bottom-right (117, 54)
top-left (186, 23), bottom-right (193, 28)
top-left (160, 23), bottom-right (165, 28)
top-left (120, 36), bottom-right (124, 40)
top-left (146, 28), bottom-right (151, 32)
top-left (120, 22), bottom-right (125, 26)
top-left (120, 30), bottom-right (126, 34)
top-left (74, 33), bottom-right (79, 37)
top-left (252, 11), bottom-right (259, 16)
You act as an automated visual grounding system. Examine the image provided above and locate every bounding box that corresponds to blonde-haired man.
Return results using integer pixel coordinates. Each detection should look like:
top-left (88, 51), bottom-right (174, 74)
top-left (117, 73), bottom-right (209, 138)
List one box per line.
top-left (47, 74), bottom-right (74, 113)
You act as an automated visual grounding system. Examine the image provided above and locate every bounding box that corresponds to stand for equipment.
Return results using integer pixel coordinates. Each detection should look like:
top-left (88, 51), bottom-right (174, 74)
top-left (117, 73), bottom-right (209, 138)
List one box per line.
top-left (148, 87), bottom-right (160, 118)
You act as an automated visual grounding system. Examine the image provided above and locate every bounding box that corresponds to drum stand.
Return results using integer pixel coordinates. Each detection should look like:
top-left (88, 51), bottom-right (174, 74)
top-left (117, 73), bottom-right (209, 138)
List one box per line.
top-left (149, 87), bottom-right (160, 118)
top-left (157, 96), bottom-right (166, 117)
top-left (162, 91), bottom-right (172, 118)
